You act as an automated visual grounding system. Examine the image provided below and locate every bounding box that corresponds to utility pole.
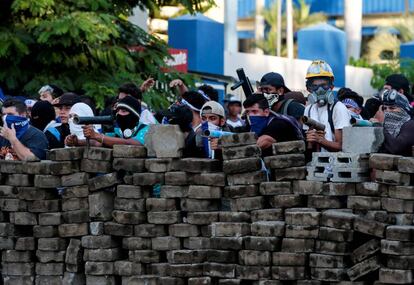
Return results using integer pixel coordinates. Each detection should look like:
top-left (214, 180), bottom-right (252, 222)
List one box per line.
top-left (255, 0), bottom-right (265, 54)
top-left (344, 0), bottom-right (362, 60)
top-left (276, 0), bottom-right (282, 56)
top-left (224, 0), bottom-right (238, 52)
top-left (286, 0), bottom-right (294, 59)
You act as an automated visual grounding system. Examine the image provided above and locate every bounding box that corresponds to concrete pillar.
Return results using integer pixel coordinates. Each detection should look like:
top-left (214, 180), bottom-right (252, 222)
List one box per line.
top-left (286, 0), bottom-right (294, 59)
top-left (344, 0), bottom-right (362, 60)
top-left (255, 0), bottom-right (265, 55)
top-left (225, 0), bottom-right (238, 52)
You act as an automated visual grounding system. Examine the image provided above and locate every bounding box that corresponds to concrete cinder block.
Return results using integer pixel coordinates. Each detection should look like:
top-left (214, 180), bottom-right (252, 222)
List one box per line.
top-left (219, 132), bottom-right (257, 148)
top-left (112, 145), bottom-right (147, 158)
top-left (272, 140), bottom-right (305, 155)
top-left (144, 125), bottom-right (185, 158)
top-left (343, 126), bottom-right (384, 153)
top-left (222, 144), bottom-right (261, 160)
top-left (369, 153), bottom-right (401, 170)
top-left (223, 157), bottom-right (262, 174)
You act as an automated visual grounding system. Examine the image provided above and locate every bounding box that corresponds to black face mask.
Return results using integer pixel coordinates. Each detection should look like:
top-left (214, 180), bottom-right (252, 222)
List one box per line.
top-left (31, 116), bottom-right (49, 131)
top-left (116, 113), bottom-right (138, 132)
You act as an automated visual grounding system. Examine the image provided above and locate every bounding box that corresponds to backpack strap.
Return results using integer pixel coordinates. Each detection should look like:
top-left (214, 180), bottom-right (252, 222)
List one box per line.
top-left (281, 99), bottom-right (294, 116)
top-left (327, 101), bottom-right (338, 135)
top-left (307, 104), bottom-right (312, 117)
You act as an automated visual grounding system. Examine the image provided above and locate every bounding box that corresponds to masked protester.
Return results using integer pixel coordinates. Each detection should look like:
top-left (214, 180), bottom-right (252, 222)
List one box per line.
top-left (199, 101), bottom-right (232, 159)
top-left (0, 98), bottom-right (48, 160)
top-left (82, 95), bottom-right (149, 147)
top-left (30, 101), bottom-right (57, 132)
top-left (47, 93), bottom-right (81, 149)
top-left (64, 103), bottom-right (102, 147)
top-left (257, 72), bottom-right (305, 122)
top-left (160, 104), bottom-right (205, 158)
top-left (374, 89), bottom-right (414, 156)
top-left (243, 94), bottom-right (303, 157)
top-left (303, 60), bottom-right (351, 152)
top-left (342, 98), bottom-right (363, 120)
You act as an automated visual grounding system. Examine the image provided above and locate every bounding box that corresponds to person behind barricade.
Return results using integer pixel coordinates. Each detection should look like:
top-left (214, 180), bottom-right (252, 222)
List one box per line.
top-left (64, 103), bottom-right (102, 147)
top-left (383, 74), bottom-right (413, 102)
top-left (341, 98), bottom-right (363, 120)
top-left (45, 93), bottom-right (81, 149)
top-left (257, 72), bottom-right (305, 121)
top-left (38, 84), bottom-right (64, 104)
top-left (0, 98), bottom-right (48, 160)
top-left (371, 89), bottom-right (414, 156)
top-left (243, 93), bottom-right (303, 157)
top-left (199, 101), bottom-right (232, 159)
top-left (30, 101), bottom-right (59, 137)
top-left (117, 81), bottom-right (157, 125)
top-left (180, 90), bottom-right (209, 132)
top-left (81, 95), bottom-right (149, 147)
top-left (160, 104), bottom-right (205, 158)
top-left (303, 60), bottom-right (351, 152)
top-left (225, 96), bottom-right (245, 128)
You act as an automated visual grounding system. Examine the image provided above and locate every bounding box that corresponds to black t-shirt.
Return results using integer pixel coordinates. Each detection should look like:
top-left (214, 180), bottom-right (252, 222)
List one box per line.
top-left (261, 117), bottom-right (300, 156)
top-left (45, 123), bottom-right (71, 149)
top-left (0, 126), bottom-right (49, 160)
top-left (279, 99), bottom-right (305, 120)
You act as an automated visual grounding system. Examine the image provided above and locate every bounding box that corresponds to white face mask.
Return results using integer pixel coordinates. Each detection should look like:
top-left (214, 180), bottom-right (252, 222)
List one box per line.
top-left (69, 117), bottom-right (85, 139)
top-left (206, 121), bottom-right (220, 131)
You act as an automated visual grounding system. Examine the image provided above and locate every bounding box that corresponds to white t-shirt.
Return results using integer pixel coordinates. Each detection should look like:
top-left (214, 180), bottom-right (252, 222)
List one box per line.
top-left (226, 118), bottom-right (244, 128)
top-left (303, 101), bottom-right (351, 143)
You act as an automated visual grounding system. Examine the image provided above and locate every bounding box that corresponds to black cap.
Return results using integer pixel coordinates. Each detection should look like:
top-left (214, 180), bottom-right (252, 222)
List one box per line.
top-left (116, 95), bottom-right (141, 119)
top-left (385, 74), bottom-right (410, 96)
top-left (181, 90), bottom-right (208, 111)
top-left (259, 72), bottom-right (291, 93)
top-left (53, 92), bottom-right (81, 107)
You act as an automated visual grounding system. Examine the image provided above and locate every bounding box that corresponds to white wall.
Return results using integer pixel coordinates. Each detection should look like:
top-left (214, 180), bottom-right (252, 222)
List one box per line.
top-left (345, 65), bottom-right (377, 97)
top-left (224, 51), bottom-right (377, 98)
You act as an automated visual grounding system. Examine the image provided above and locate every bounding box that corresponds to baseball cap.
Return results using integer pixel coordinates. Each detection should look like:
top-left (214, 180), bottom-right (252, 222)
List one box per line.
top-left (259, 72), bottom-right (291, 93)
top-left (200, 101), bottom-right (225, 118)
top-left (53, 92), bottom-right (81, 107)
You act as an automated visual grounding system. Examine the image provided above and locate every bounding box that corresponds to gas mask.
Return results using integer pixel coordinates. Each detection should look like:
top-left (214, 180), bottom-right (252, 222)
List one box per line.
top-left (308, 86), bottom-right (334, 106)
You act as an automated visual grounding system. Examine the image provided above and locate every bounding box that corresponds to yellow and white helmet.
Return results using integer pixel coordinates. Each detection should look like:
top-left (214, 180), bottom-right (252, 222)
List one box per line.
top-left (305, 60), bottom-right (334, 81)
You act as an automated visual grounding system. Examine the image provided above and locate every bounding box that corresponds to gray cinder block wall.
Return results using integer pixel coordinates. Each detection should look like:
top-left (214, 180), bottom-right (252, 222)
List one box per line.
top-left (0, 133), bottom-right (413, 285)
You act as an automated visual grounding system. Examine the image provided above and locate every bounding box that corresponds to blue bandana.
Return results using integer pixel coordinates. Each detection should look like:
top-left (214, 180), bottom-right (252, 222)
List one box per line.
top-left (4, 115), bottom-right (30, 139)
top-left (249, 115), bottom-right (269, 136)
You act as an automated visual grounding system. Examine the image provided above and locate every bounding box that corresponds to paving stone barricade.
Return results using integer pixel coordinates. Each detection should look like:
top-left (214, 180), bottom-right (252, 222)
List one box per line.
top-left (0, 133), bottom-right (413, 284)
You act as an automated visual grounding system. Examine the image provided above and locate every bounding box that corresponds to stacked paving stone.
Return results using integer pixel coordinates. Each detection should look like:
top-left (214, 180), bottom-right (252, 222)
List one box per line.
top-left (1, 129), bottom-right (414, 284)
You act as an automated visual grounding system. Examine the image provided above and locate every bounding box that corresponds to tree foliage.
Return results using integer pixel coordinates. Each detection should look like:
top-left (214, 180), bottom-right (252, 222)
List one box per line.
top-left (0, 0), bottom-right (213, 109)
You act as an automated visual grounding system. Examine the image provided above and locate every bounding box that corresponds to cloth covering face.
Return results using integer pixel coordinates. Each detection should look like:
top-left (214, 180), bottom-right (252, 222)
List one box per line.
top-left (68, 103), bottom-right (101, 139)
